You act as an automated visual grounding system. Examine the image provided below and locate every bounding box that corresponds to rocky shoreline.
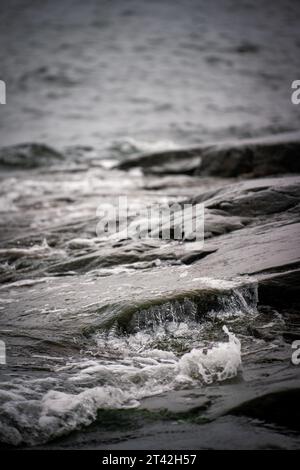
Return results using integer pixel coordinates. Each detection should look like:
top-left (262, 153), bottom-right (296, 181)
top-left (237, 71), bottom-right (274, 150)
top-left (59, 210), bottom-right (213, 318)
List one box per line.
top-left (0, 131), bottom-right (300, 448)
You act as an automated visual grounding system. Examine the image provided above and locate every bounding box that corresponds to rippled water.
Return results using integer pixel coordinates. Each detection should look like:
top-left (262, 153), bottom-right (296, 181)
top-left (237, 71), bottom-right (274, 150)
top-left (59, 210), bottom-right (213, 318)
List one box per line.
top-left (1, 0), bottom-right (300, 148)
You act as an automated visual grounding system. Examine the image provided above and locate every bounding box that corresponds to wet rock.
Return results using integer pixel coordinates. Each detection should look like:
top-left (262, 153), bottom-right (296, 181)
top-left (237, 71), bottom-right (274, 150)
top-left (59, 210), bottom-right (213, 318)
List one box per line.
top-left (140, 389), bottom-right (211, 414)
top-left (195, 132), bottom-right (300, 178)
top-left (0, 269), bottom-right (257, 344)
top-left (0, 143), bottom-right (63, 169)
top-left (117, 148), bottom-right (203, 174)
top-left (46, 242), bottom-right (217, 274)
top-left (180, 246), bottom-right (218, 264)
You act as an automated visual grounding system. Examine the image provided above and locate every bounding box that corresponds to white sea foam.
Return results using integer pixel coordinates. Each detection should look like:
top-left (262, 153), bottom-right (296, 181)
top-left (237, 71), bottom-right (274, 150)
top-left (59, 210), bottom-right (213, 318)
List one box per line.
top-left (0, 325), bottom-right (241, 446)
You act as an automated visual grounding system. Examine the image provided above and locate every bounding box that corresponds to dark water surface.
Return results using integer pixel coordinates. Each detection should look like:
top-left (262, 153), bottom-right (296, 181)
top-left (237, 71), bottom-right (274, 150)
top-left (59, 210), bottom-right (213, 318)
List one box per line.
top-left (0, 0), bottom-right (300, 450)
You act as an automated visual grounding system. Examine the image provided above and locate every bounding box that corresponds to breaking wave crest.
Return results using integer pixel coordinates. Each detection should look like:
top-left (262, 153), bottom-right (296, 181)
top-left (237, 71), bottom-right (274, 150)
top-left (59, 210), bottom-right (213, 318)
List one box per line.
top-left (0, 323), bottom-right (241, 446)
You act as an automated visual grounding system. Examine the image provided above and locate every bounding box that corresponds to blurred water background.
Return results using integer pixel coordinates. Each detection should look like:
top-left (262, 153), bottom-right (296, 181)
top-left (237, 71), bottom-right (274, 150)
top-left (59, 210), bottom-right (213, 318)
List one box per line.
top-left (1, 0), bottom-right (300, 150)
